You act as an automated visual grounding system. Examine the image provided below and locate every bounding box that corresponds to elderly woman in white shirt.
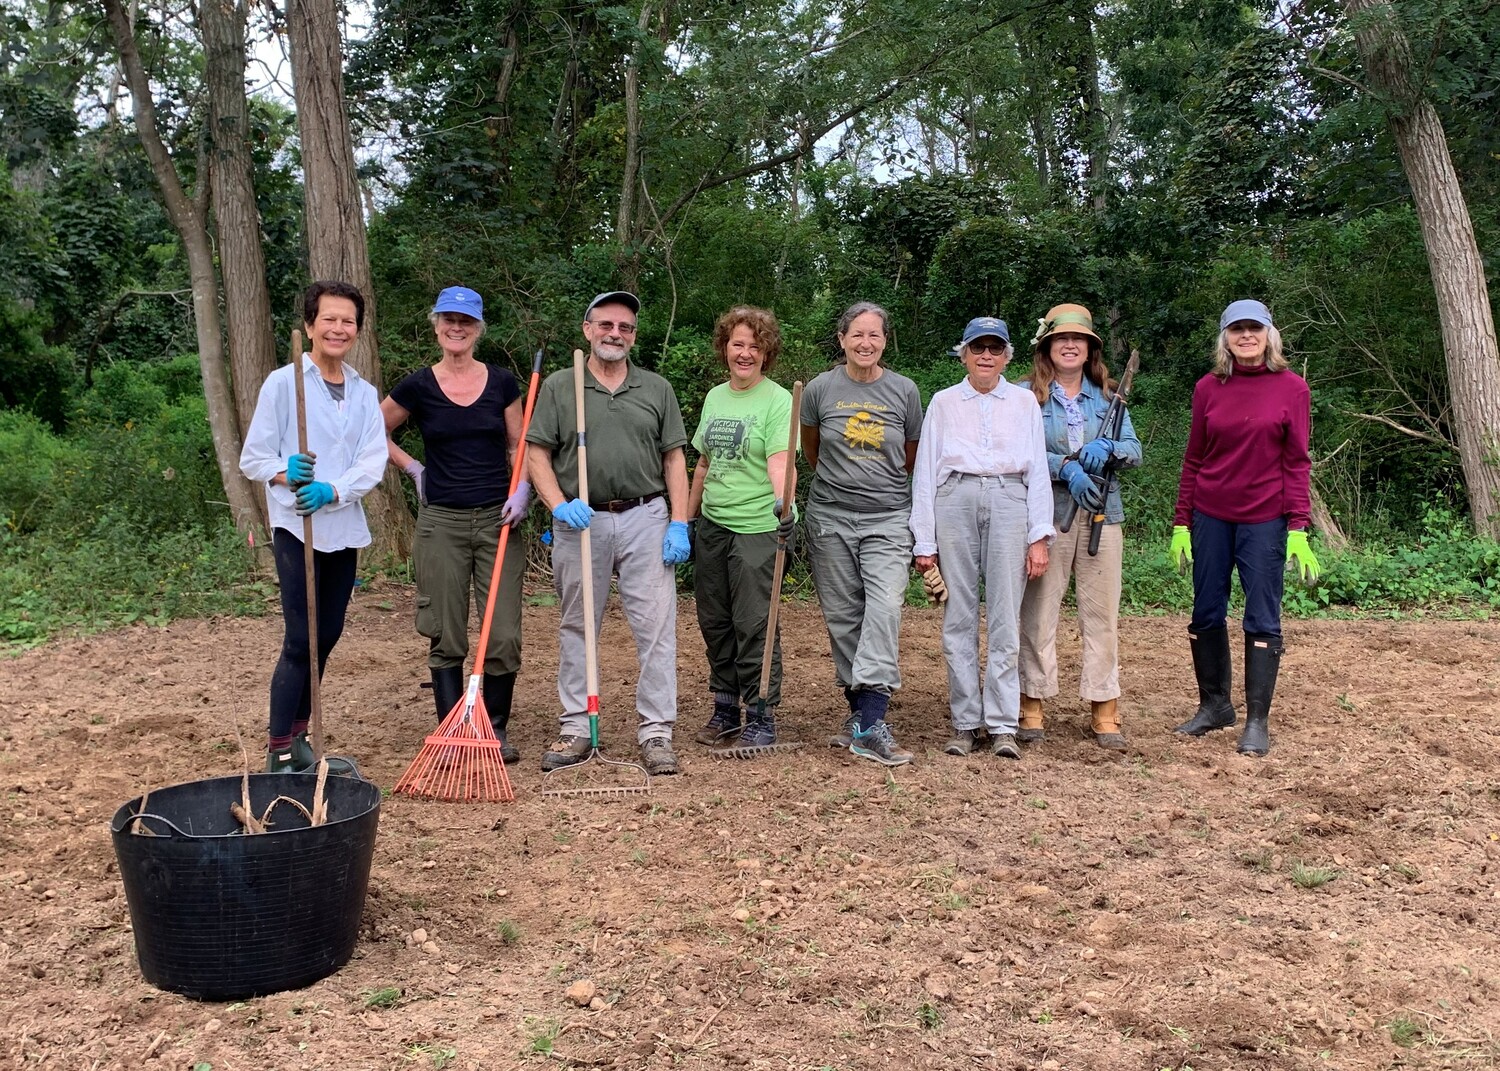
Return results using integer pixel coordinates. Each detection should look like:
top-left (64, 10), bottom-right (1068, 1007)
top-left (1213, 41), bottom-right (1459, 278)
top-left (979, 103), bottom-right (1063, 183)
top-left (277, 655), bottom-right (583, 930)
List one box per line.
top-left (910, 317), bottom-right (1054, 760)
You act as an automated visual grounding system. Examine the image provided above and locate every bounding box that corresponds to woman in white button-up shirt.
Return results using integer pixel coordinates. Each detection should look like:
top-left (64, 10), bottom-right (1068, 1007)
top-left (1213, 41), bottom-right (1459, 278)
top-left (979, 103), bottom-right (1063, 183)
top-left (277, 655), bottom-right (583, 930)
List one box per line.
top-left (239, 281), bottom-right (388, 772)
top-left (910, 317), bottom-right (1054, 760)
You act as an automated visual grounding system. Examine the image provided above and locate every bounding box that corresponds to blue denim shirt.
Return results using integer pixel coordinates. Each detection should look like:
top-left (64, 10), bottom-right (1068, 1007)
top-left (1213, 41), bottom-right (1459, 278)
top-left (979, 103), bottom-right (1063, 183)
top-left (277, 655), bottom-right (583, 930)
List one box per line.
top-left (1018, 378), bottom-right (1142, 525)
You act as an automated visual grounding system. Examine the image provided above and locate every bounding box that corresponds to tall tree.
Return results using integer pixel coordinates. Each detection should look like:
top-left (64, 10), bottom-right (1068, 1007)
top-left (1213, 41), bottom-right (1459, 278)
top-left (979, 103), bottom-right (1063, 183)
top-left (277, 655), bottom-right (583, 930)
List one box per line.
top-left (286, 0), bottom-right (411, 560)
top-left (101, 0), bottom-right (266, 538)
top-left (200, 0), bottom-right (276, 439)
top-left (1343, 0), bottom-right (1500, 537)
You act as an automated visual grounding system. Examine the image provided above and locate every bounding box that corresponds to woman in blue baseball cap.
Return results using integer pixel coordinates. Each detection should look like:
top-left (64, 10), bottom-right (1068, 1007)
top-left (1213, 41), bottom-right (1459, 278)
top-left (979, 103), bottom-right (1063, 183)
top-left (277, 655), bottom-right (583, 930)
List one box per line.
top-left (910, 316), bottom-right (1054, 761)
top-left (380, 286), bottom-right (531, 762)
top-left (1169, 299), bottom-right (1318, 757)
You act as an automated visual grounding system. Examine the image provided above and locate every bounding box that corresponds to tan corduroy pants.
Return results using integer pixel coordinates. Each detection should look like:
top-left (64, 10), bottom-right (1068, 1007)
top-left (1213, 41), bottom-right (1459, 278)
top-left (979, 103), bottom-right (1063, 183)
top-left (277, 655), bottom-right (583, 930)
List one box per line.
top-left (1019, 520), bottom-right (1123, 702)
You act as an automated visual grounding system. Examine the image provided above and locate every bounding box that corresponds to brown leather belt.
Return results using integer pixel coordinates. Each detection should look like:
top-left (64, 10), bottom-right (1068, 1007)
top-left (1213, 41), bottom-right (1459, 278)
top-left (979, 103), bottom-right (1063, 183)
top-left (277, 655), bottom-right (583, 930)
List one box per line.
top-left (592, 491), bottom-right (664, 513)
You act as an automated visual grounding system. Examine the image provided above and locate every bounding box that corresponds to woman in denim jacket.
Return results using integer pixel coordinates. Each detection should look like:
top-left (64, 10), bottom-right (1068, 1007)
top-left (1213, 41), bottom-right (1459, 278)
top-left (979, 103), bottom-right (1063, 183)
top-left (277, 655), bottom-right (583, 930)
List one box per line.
top-left (1017, 304), bottom-right (1141, 749)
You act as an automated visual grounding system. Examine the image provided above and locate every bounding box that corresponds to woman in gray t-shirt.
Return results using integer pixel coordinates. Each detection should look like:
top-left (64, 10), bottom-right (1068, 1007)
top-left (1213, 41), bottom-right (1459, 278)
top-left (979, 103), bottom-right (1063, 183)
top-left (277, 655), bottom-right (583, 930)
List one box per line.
top-left (800, 302), bottom-right (925, 767)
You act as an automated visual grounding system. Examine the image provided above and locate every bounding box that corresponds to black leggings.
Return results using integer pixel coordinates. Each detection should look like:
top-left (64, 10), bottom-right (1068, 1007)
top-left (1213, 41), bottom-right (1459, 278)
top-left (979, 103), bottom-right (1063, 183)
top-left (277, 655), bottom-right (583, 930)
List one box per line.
top-left (269, 528), bottom-right (358, 738)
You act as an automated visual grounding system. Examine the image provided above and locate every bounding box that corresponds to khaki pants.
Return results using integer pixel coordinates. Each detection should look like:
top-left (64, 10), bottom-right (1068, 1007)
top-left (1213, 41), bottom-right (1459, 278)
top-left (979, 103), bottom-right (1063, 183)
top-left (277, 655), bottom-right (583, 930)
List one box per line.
top-left (1018, 520), bottom-right (1122, 702)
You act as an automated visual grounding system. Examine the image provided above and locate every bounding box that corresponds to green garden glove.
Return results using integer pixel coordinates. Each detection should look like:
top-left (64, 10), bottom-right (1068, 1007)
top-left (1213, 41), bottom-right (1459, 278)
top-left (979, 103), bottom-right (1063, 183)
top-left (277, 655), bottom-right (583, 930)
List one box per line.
top-left (1168, 525), bottom-right (1192, 575)
top-left (1286, 529), bottom-right (1321, 587)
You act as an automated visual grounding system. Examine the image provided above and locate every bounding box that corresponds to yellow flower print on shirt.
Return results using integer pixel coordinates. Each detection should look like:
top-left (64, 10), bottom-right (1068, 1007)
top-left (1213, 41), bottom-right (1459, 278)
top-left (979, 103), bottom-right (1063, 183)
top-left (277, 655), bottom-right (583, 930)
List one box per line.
top-left (843, 410), bottom-right (886, 450)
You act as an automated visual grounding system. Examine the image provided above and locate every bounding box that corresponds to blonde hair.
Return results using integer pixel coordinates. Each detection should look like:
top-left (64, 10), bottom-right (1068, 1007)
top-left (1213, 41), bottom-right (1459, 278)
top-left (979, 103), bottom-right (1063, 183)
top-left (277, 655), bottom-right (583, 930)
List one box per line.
top-left (1212, 324), bottom-right (1287, 380)
top-left (429, 309), bottom-right (489, 339)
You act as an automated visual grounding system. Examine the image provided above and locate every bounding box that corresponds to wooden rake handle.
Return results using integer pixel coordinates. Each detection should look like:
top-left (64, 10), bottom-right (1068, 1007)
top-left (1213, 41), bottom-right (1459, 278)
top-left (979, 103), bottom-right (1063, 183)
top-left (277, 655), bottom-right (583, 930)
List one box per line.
top-left (572, 349), bottom-right (600, 707)
top-left (290, 329), bottom-right (324, 763)
top-left (757, 380), bottom-right (803, 704)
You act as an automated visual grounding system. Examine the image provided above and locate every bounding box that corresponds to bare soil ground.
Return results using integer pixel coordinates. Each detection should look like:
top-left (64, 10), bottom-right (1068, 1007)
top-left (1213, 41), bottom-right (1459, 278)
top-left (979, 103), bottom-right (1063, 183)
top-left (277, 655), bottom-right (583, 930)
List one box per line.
top-left (2, 584), bottom-right (1499, 1071)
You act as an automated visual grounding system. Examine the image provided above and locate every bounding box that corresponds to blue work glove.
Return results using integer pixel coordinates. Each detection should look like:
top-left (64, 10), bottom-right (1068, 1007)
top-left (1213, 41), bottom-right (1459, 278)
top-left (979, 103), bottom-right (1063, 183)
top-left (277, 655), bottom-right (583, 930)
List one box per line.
top-left (294, 481), bottom-right (336, 515)
top-left (285, 452), bottom-right (316, 488)
top-left (500, 480), bottom-right (531, 527)
top-left (402, 459), bottom-right (427, 506)
top-left (773, 498), bottom-right (796, 549)
top-left (552, 498), bottom-right (592, 530)
top-left (1060, 460), bottom-right (1104, 512)
top-left (1077, 439), bottom-right (1115, 476)
top-left (663, 520), bottom-right (692, 564)
top-left (1286, 529), bottom-right (1321, 587)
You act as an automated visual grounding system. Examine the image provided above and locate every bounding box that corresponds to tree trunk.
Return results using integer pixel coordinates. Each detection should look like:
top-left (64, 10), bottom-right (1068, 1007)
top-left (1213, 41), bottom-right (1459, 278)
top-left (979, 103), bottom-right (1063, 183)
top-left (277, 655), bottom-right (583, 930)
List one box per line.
top-left (1344, 0), bottom-right (1500, 538)
top-left (201, 0), bottom-right (277, 445)
top-left (286, 0), bottom-right (412, 561)
top-left (614, 3), bottom-right (652, 290)
top-left (102, 0), bottom-right (266, 540)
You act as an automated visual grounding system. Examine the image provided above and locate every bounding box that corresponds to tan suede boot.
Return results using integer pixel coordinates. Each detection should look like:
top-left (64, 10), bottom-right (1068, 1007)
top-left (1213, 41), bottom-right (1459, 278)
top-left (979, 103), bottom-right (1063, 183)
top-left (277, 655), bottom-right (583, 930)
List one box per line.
top-left (1017, 695), bottom-right (1045, 744)
top-left (1090, 698), bottom-right (1127, 750)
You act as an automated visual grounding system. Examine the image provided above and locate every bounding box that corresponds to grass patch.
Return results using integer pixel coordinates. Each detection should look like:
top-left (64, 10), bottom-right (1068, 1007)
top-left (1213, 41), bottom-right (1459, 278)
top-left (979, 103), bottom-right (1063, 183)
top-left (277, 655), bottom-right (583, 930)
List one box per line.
top-left (1388, 1014), bottom-right (1428, 1047)
top-left (916, 1001), bottom-right (943, 1029)
top-left (523, 1017), bottom-right (563, 1055)
top-left (1289, 861), bottom-right (1339, 889)
top-left (362, 986), bottom-right (402, 1009)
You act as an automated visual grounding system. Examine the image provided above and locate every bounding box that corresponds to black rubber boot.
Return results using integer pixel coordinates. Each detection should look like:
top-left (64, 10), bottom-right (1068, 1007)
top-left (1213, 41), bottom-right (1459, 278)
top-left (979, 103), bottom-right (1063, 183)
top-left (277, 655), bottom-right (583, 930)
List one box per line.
top-left (430, 665), bottom-right (464, 723)
top-left (1238, 634), bottom-right (1281, 757)
top-left (1174, 626), bottom-right (1237, 735)
top-left (483, 672), bottom-right (521, 765)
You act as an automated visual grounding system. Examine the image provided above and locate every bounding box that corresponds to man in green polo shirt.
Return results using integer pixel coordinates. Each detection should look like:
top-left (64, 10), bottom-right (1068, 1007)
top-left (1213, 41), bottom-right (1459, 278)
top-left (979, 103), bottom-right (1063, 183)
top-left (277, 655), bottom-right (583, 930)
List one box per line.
top-left (528, 291), bottom-right (692, 775)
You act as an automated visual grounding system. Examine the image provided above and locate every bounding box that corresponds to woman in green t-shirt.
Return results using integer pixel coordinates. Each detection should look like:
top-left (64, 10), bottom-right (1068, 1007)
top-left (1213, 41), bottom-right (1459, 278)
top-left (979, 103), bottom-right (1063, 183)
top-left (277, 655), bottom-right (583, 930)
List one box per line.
top-left (686, 306), bottom-right (796, 750)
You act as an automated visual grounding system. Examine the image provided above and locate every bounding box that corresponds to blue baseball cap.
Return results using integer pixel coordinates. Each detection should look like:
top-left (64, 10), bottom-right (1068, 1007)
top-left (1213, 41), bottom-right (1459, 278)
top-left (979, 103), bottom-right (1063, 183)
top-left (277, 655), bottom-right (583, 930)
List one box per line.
top-left (1219, 299), bottom-right (1272, 331)
top-left (959, 316), bottom-right (1011, 349)
top-left (433, 286), bottom-right (484, 321)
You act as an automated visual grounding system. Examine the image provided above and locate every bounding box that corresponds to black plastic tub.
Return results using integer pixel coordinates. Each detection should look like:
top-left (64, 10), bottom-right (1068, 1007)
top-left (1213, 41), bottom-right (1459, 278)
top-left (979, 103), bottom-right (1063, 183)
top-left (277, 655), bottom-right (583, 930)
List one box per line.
top-left (109, 772), bottom-right (381, 1001)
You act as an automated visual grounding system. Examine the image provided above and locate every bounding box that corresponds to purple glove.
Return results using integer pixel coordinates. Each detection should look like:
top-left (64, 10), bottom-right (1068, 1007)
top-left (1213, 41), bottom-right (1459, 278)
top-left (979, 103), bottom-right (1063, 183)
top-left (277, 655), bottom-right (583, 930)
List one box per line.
top-left (500, 480), bottom-right (531, 527)
top-left (403, 459), bottom-right (427, 506)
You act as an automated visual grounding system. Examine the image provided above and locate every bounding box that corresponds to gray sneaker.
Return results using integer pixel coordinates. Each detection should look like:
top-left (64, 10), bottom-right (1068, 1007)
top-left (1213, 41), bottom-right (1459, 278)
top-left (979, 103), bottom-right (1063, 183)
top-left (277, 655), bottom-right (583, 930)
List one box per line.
top-left (829, 713), bottom-right (858, 749)
top-left (541, 735), bottom-right (591, 771)
top-left (849, 722), bottom-right (913, 767)
top-left (640, 737), bottom-right (680, 776)
top-left (990, 732), bottom-right (1021, 760)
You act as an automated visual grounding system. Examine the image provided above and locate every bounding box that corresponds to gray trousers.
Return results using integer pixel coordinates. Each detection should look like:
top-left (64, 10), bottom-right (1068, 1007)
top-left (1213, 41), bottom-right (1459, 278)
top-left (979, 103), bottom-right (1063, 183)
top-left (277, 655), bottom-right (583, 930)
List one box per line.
top-left (550, 496), bottom-right (677, 742)
top-left (413, 503), bottom-right (525, 674)
top-left (806, 500), bottom-right (912, 695)
top-left (694, 518), bottom-right (781, 708)
top-left (935, 474), bottom-right (1029, 733)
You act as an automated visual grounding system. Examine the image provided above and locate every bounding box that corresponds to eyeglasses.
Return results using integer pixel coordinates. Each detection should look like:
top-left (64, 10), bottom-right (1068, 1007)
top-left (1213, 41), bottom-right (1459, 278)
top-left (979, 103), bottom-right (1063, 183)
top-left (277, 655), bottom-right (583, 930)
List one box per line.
top-left (967, 342), bottom-right (1009, 355)
top-left (587, 319), bottom-right (637, 335)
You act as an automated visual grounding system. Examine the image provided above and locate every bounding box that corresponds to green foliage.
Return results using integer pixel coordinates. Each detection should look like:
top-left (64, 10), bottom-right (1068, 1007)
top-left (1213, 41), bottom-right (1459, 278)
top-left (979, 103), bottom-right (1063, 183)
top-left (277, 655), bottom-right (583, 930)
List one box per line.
top-left (0, 360), bottom-right (260, 650)
top-left (0, 523), bottom-right (259, 651)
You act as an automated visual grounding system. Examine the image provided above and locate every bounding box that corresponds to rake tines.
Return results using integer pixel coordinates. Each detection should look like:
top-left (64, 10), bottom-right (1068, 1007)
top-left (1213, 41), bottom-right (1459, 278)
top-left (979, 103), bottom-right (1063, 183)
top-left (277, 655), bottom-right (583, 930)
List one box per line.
top-left (710, 740), bottom-right (804, 761)
top-left (394, 677), bottom-right (514, 802)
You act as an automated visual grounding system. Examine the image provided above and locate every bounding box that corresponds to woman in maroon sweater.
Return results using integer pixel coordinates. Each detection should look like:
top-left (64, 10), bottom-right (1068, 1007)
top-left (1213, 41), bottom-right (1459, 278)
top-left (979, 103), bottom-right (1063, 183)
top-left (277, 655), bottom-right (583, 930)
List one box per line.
top-left (1168, 300), bottom-right (1320, 756)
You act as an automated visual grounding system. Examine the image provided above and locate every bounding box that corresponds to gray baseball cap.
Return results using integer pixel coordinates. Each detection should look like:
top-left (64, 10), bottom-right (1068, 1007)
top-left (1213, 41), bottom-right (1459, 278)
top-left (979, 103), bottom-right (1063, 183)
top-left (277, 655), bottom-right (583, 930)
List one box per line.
top-left (585, 291), bottom-right (640, 318)
top-left (1219, 299), bottom-right (1272, 330)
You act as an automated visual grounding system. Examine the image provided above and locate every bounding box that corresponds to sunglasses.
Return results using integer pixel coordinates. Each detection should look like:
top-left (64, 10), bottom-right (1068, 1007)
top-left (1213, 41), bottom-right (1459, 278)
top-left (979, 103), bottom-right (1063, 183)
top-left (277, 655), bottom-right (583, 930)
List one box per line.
top-left (967, 342), bottom-right (1009, 356)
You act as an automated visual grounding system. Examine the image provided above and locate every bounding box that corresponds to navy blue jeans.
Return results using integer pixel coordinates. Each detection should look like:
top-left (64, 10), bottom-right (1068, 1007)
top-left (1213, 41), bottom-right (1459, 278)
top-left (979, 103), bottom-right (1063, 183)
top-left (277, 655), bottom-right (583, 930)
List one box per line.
top-left (1189, 511), bottom-right (1286, 639)
top-left (269, 528), bottom-right (358, 738)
